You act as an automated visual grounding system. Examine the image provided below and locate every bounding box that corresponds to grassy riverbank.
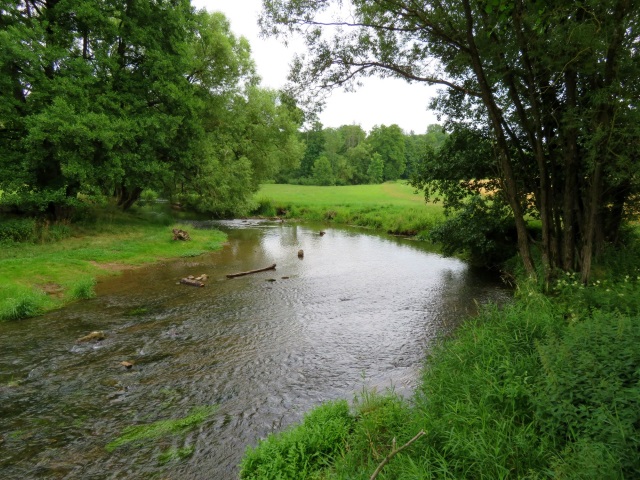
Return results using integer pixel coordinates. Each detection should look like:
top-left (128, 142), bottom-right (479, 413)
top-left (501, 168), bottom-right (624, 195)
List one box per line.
top-left (240, 239), bottom-right (640, 479)
top-left (0, 206), bottom-right (226, 321)
top-left (253, 182), bottom-right (444, 237)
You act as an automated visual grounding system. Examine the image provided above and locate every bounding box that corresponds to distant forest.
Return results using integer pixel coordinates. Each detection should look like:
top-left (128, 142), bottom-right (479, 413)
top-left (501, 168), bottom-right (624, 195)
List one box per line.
top-left (280, 123), bottom-right (447, 186)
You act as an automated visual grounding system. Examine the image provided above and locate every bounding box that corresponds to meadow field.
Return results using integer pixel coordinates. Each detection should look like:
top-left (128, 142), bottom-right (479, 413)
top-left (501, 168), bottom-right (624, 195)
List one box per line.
top-left (254, 182), bottom-right (444, 236)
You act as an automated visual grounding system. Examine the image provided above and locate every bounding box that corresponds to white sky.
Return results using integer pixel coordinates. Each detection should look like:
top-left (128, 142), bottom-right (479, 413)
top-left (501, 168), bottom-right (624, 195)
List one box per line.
top-left (191, 0), bottom-right (440, 134)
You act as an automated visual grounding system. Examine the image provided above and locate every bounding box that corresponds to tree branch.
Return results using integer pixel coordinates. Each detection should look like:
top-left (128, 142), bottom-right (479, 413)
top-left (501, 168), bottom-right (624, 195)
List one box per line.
top-left (369, 430), bottom-right (426, 480)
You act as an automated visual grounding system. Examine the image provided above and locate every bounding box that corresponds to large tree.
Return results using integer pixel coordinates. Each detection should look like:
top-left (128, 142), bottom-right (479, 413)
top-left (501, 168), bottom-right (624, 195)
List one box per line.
top-left (261, 0), bottom-right (640, 282)
top-left (1, 2), bottom-right (302, 218)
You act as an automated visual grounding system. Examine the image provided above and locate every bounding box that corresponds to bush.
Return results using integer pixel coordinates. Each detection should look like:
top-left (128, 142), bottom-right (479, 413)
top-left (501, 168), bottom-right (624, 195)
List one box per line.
top-left (535, 310), bottom-right (640, 477)
top-left (0, 218), bottom-right (36, 243)
top-left (429, 197), bottom-right (517, 266)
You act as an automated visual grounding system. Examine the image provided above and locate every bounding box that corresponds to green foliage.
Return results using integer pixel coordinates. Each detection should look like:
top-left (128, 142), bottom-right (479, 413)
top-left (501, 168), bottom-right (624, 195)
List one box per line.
top-left (106, 405), bottom-right (217, 452)
top-left (366, 153), bottom-right (384, 184)
top-left (535, 311), bottom-right (640, 476)
top-left (429, 196), bottom-right (517, 266)
top-left (286, 123), bottom-right (446, 186)
top-left (240, 400), bottom-right (354, 479)
top-left (367, 124), bottom-right (406, 181)
top-left (1, 3), bottom-right (302, 219)
top-left (311, 155), bottom-right (335, 186)
top-left (0, 218), bottom-right (36, 243)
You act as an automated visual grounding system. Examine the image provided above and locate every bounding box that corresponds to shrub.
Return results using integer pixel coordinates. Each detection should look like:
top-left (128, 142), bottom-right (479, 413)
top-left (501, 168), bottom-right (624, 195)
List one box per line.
top-left (0, 218), bottom-right (36, 243)
top-left (535, 310), bottom-right (640, 477)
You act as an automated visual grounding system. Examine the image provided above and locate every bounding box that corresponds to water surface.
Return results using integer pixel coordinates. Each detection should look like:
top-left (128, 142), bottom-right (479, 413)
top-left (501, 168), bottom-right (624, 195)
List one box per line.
top-left (0, 221), bottom-right (509, 479)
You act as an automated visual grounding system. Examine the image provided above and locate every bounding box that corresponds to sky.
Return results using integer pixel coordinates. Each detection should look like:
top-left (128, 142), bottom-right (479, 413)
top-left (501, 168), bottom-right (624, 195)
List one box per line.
top-left (191, 0), bottom-right (440, 134)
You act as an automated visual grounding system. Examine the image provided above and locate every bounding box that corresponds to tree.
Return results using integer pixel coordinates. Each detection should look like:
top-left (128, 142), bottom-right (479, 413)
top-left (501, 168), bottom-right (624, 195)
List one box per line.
top-left (260, 0), bottom-right (640, 283)
top-left (367, 153), bottom-right (384, 184)
top-left (312, 155), bottom-right (334, 186)
top-left (366, 124), bottom-right (405, 181)
top-left (1, 3), bottom-right (302, 218)
top-left (298, 121), bottom-right (326, 178)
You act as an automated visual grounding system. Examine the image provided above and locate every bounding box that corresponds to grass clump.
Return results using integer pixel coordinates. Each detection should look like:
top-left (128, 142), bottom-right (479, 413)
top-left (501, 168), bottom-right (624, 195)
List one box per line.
top-left (67, 277), bottom-right (97, 300)
top-left (158, 445), bottom-right (196, 464)
top-left (0, 285), bottom-right (51, 321)
top-left (240, 400), bottom-right (354, 479)
top-left (106, 405), bottom-right (217, 452)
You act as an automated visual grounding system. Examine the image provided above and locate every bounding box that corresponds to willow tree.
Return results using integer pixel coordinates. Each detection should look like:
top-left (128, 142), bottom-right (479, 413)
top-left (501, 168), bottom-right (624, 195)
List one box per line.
top-left (261, 0), bottom-right (640, 282)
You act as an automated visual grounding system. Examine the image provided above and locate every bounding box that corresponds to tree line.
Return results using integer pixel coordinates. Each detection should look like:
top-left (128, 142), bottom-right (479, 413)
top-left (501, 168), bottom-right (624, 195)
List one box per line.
top-left (0, 0), bottom-right (303, 218)
top-left (279, 122), bottom-right (446, 186)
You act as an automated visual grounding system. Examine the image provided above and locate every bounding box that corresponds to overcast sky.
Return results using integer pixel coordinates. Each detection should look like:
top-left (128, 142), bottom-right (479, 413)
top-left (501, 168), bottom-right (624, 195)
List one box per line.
top-left (191, 0), bottom-right (440, 134)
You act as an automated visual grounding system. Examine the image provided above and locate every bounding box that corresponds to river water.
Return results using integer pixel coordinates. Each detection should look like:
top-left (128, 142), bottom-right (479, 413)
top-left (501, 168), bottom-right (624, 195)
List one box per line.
top-left (0, 221), bottom-right (509, 479)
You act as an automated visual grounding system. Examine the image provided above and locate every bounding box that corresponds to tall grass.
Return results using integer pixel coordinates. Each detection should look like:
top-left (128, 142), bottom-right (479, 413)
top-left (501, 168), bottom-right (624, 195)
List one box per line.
top-left (253, 182), bottom-right (444, 237)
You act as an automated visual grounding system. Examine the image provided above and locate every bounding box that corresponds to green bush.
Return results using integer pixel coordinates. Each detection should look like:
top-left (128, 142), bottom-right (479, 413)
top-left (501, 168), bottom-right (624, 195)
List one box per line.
top-left (429, 197), bottom-right (517, 266)
top-left (535, 310), bottom-right (640, 477)
top-left (240, 400), bottom-right (354, 479)
top-left (0, 218), bottom-right (36, 242)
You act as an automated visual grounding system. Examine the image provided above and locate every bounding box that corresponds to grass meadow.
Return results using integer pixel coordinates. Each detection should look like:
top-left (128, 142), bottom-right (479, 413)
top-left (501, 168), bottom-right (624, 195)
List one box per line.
top-left (253, 182), bottom-right (444, 236)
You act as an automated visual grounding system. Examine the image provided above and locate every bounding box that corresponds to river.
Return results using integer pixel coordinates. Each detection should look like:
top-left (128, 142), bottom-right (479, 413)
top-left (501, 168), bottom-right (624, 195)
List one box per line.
top-left (0, 221), bottom-right (510, 479)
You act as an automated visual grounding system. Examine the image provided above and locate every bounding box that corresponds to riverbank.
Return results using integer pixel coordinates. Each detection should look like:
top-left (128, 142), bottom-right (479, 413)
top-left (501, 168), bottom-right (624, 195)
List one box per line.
top-left (253, 182), bottom-right (444, 237)
top-left (0, 206), bottom-right (226, 321)
top-left (240, 237), bottom-right (640, 478)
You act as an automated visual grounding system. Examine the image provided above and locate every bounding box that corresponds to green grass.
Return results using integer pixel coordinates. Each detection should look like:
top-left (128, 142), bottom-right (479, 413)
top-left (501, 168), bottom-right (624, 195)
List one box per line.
top-left (253, 182), bottom-right (444, 236)
top-left (106, 405), bottom-right (218, 452)
top-left (0, 206), bottom-right (226, 321)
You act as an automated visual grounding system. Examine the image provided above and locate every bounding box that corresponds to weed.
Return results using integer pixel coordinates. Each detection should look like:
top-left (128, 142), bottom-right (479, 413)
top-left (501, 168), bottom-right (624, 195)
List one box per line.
top-left (106, 405), bottom-right (217, 452)
top-left (158, 445), bottom-right (195, 464)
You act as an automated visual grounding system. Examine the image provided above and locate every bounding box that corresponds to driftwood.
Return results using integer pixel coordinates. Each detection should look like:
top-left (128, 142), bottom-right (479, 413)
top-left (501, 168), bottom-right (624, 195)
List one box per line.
top-left (226, 263), bottom-right (276, 279)
top-left (180, 278), bottom-right (205, 287)
top-left (172, 228), bottom-right (190, 241)
top-left (369, 430), bottom-right (426, 480)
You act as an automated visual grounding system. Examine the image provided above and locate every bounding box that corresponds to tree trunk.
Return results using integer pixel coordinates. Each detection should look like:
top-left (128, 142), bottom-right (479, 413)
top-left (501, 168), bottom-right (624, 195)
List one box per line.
top-left (462, 0), bottom-right (536, 278)
top-left (116, 185), bottom-right (143, 211)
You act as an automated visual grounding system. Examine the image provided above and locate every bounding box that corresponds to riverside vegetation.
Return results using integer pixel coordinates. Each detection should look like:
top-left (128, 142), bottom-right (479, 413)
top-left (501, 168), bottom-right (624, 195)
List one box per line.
top-left (254, 182), bottom-right (444, 239)
top-left (0, 205), bottom-right (226, 322)
top-left (240, 230), bottom-right (640, 479)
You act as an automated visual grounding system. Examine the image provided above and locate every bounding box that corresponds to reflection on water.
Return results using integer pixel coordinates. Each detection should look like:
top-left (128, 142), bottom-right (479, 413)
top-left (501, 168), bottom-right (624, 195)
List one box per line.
top-left (0, 221), bottom-right (510, 479)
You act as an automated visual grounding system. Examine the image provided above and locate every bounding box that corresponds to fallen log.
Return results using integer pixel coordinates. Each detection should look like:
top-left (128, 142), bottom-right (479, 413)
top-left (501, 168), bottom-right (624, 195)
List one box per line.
top-left (226, 263), bottom-right (276, 279)
top-left (180, 278), bottom-right (205, 287)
